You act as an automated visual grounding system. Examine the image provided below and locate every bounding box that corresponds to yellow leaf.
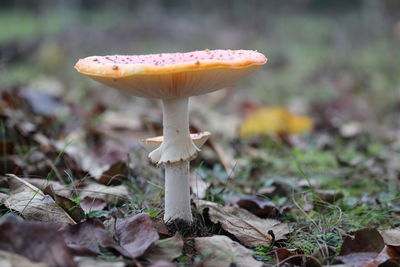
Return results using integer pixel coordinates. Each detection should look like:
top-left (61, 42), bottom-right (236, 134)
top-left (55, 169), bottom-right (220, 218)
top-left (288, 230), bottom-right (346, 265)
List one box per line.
top-left (239, 107), bottom-right (313, 138)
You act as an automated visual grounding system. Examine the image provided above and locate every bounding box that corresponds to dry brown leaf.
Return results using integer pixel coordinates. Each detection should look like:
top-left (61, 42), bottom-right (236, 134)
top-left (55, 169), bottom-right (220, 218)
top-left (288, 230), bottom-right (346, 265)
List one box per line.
top-left (197, 200), bottom-right (290, 247)
top-left (62, 218), bottom-right (130, 257)
top-left (4, 174), bottom-right (76, 224)
top-left (380, 228), bottom-right (400, 246)
top-left (97, 161), bottom-right (129, 185)
top-left (44, 184), bottom-right (85, 222)
top-left (339, 228), bottom-right (385, 256)
top-left (0, 250), bottom-right (50, 267)
top-left (232, 195), bottom-right (278, 218)
top-left (338, 228), bottom-right (400, 267)
top-left (23, 178), bottom-right (72, 198)
top-left (144, 234), bottom-right (183, 262)
top-left (116, 213), bottom-right (159, 258)
top-left (338, 247), bottom-right (399, 267)
top-left (0, 215), bottom-right (77, 267)
top-left (79, 183), bottom-right (128, 204)
top-left (195, 235), bottom-right (263, 267)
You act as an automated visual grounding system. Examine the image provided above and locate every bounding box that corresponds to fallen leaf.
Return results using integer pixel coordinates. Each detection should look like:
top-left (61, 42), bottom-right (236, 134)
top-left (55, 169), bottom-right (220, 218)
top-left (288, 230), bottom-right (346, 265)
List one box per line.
top-left (239, 107), bottom-right (313, 138)
top-left (115, 213), bottom-right (159, 258)
top-left (22, 178), bottom-right (71, 198)
top-left (144, 234), bottom-right (183, 262)
top-left (4, 174), bottom-right (76, 224)
top-left (338, 247), bottom-right (400, 267)
top-left (195, 235), bottom-right (263, 267)
top-left (79, 183), bottom-right (128, 204)
top-left (380, 228), bottom-right (400, 246)
top-left (232, 195), bottom-right (278, 218)
top-left (97, 161), bottom-right (129, 185)
top-left (198, 200), bottom-right (290, 247)
top-left (44, 184), bottom-right (85, 222)
top-left (62, 218), bottom-right (129, 257)
top-left (275, 247), bottom-right (300, 261)
top-left (79, 197), bottom-right (107, 213)
top-left (0, 215), bottom-right (76, 267)
top-left (339, 228), bottom-right (385, 256)
top-left (337, 228), bottom-right (400, 267)
top-left (0, 250), bottom-right (50, 267)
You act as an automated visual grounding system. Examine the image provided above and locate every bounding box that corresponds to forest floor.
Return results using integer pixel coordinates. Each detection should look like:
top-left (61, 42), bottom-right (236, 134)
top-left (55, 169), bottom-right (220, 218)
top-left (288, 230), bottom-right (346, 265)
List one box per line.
top-left (0, 8), bottom-right (400, 267)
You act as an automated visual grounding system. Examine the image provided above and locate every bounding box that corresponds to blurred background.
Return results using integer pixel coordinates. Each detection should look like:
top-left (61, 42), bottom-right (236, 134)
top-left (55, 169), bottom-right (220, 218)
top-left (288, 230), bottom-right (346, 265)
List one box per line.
top-left (1, 0), bottom-right (399, 121)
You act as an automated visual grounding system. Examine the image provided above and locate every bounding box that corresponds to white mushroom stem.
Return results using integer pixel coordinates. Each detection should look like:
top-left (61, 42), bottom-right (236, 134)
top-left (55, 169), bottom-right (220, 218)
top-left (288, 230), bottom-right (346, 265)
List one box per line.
top-left (164, 161), bottom-right (192, 222)
top-left (149, 97), bottom-right (198, 223)
top-left (149, 97), bottom-right (199, 164)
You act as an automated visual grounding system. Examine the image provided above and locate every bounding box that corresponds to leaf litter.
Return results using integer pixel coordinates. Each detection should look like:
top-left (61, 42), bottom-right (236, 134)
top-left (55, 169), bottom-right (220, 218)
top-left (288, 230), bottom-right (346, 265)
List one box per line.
top-left (1, 24), bottom-right (400, 266)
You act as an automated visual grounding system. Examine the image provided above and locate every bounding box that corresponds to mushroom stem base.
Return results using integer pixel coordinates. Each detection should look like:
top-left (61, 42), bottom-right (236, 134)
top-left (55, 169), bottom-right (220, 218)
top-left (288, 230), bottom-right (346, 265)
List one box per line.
top-left (164, 161), bottom-right (193, 223)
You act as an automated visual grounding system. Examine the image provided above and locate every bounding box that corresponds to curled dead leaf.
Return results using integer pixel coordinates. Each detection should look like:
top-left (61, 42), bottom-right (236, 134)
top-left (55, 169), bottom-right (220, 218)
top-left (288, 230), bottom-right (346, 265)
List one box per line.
top-left (197, 200), bottom-right (290, 247)
top-left (5, 174), bottom-right (75, 224)
top-left (44, 184), bottom-right (85, 222)
top-left (339, 228), bottom-right (385, 256)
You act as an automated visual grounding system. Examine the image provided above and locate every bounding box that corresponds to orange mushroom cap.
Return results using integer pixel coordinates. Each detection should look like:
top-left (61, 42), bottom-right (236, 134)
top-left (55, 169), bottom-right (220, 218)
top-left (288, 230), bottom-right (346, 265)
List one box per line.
top-left (75, 49), bottom-right (267, 99)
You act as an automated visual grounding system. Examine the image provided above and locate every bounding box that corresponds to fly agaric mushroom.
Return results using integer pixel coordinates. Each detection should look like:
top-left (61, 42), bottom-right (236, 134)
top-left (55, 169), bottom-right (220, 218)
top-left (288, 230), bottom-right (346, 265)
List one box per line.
top-left (75, 49), bottom-right (267, 224)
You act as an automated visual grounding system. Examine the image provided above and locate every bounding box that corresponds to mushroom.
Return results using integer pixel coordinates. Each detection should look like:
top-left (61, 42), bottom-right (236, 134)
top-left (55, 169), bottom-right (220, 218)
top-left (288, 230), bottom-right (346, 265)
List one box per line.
top-left (75, 49), bottom-right (267, 224)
